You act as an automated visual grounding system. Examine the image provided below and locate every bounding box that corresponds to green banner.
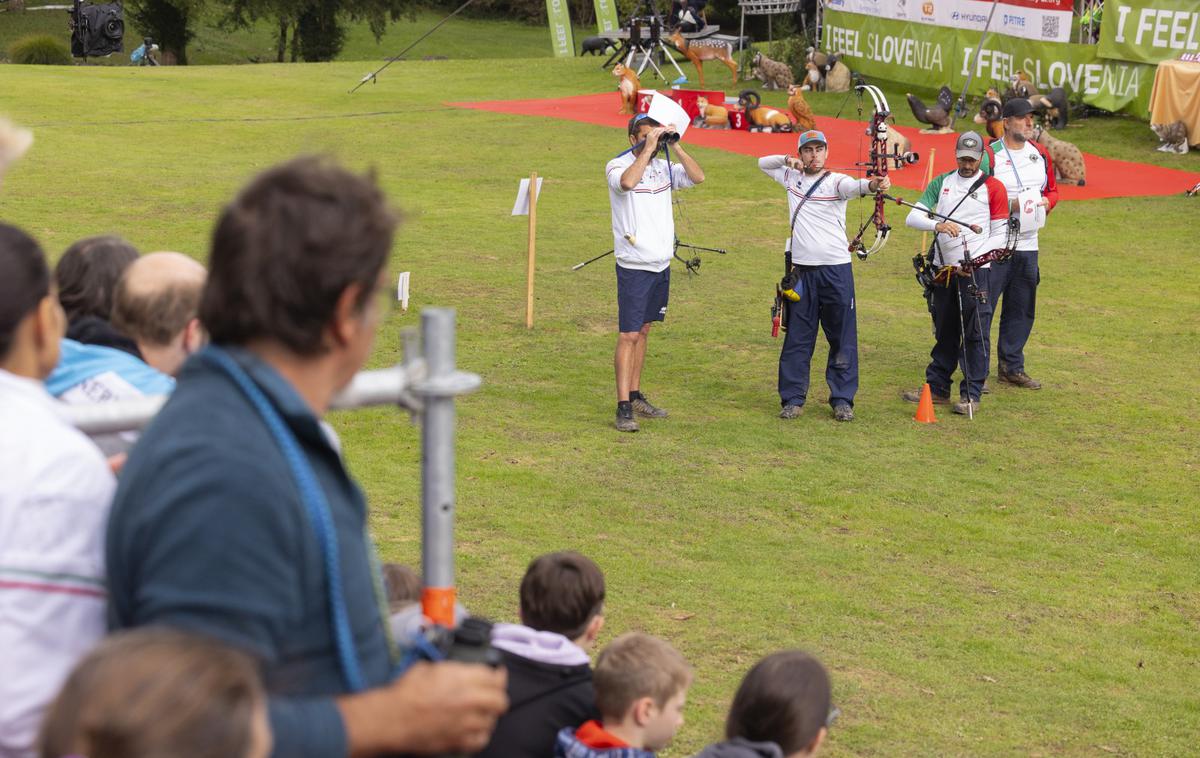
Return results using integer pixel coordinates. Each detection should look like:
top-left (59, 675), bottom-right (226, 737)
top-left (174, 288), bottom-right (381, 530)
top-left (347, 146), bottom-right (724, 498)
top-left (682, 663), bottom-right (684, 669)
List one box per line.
top-left (546, 0), bottom-right (575, 58)
top-left (594, 0), bottom-right (620, 34)
top-left (824, 9), bottom-right (1156, 116)
top-left (1099, 0), bottom-right (1200, 64)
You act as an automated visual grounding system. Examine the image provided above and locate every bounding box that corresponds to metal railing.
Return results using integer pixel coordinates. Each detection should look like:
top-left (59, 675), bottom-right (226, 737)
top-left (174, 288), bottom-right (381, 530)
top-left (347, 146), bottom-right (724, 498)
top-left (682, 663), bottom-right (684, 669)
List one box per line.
top-left (65, 307), bottom-right (480, 619)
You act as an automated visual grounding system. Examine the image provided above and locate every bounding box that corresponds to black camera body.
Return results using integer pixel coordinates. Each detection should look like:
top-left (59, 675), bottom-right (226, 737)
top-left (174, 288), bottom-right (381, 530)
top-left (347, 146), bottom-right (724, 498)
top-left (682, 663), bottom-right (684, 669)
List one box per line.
top-left (429, 616), bottom-right (503, 667)
top-left (423, 617), bottom-right (502, 758)
top-left (69, 0), bottom-right (124, 59)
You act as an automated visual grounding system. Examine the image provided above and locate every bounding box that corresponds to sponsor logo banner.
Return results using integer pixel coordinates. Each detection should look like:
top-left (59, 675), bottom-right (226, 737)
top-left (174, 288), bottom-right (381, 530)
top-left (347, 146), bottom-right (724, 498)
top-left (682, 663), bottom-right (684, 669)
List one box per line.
top-left (593, 0), bottom-right (620, 34)
top-left (546, 0), bottom-right (575, 57)
top-left (824, 9), bottom-right (1156, 115)
top-left (1099, 0), bottom-right (1200, 64)
top-left (837, 0), bottom-right (1073, 42)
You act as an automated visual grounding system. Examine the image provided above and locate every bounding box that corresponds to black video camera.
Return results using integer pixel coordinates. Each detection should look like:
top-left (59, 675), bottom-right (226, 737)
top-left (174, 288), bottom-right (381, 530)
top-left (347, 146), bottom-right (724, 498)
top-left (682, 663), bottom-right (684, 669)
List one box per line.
top-left (69, 0), bottom-right (124, 59)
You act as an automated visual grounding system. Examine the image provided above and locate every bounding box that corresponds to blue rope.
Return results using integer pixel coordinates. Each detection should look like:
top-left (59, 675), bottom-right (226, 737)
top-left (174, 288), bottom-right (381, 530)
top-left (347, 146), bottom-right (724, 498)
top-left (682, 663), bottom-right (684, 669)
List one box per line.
top-left (204, 347), bottom-right (367, 693)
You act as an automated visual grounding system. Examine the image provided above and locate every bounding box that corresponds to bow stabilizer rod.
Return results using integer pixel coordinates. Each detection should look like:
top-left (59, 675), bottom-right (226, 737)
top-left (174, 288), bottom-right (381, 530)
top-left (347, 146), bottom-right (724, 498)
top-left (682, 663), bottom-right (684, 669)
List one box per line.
top-left (880, 193), bottom-right (983, 234)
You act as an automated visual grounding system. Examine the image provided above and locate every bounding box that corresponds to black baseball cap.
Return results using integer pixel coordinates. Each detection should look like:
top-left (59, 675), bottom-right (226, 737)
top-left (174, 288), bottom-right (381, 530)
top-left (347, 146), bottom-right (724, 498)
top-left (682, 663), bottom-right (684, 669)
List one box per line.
top-left (1001, 98), bottom-right (1033, 118)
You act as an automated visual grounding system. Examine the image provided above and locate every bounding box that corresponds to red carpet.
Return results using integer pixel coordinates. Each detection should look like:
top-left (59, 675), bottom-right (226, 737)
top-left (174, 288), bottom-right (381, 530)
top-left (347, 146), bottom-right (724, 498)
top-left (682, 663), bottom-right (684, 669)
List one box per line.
top-left (450, 92), bottom-right (1200, 201)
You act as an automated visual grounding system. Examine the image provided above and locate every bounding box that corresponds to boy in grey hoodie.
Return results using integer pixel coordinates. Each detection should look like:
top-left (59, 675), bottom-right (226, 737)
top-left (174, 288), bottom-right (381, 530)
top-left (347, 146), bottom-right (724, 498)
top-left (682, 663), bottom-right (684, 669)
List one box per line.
top-left (475, 552), bottom-right (607, 758)
top-left (694, 650), bottom-right (834, 758)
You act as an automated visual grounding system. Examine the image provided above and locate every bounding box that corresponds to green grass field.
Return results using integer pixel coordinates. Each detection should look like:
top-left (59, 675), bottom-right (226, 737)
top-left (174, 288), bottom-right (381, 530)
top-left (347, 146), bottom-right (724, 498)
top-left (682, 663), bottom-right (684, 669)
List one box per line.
top-left (1, 53), bottom-right (1197, 756)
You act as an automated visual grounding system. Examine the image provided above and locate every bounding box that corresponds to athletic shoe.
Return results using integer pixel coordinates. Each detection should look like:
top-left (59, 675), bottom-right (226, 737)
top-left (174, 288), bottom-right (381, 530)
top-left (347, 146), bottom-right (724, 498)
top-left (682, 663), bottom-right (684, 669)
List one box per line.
top-left (952, 398), bottom-right (980, 415)
top-left (615, 411), bottom-right (639, 432)
top-left (631, 396), bottom-right (668, 418)
top-left (833, 403), bottom-right (854, 422)
top-left (779, 404), bottom-right (804, 419)
top-left (901, 388), bottom-right (951, 404)
top-left (998, 370), bottom-right (1041, 389)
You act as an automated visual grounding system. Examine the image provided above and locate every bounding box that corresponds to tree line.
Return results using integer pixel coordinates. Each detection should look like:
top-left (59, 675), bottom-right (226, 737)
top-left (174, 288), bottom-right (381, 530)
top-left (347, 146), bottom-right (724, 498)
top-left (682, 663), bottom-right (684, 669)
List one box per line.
top-left (127, 0), bottom-right (813, 64)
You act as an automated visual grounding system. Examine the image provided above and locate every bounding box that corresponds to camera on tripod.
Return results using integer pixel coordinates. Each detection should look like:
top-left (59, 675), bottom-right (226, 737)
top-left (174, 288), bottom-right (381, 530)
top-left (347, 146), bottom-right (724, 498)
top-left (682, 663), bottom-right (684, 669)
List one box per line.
top-left (68, 0), bottom-right (124, 59)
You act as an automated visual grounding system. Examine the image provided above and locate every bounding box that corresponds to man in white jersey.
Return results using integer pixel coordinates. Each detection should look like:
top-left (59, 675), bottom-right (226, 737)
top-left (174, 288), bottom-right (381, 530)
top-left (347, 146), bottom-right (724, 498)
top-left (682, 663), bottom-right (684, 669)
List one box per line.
top-left (605, 114), bottom-right (705, 433)
top-left (759, 129), bottom-right (889, 422)
top-left (0, 223), bottom-right (115, 758)
top-left (981, 98), bottom-right (1058, 390)
top-left (902, 132), bottom-right (1011, 416)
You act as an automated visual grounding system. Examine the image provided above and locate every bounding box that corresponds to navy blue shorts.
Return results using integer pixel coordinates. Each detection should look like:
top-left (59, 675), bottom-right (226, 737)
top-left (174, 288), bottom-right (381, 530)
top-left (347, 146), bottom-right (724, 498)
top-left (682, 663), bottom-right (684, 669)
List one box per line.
top-left (616, 264), bottom-right (670, 333)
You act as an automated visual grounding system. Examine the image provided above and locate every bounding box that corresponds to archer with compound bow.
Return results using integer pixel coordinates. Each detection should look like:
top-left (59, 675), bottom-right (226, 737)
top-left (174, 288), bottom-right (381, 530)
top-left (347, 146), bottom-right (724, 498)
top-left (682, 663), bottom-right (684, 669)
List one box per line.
top-left (902, 131), bottom-right (1019, 417)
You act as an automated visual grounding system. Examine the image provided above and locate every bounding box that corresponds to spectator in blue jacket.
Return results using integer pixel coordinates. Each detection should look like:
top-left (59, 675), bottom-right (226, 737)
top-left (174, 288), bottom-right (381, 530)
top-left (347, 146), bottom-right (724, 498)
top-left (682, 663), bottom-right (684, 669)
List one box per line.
top-left (105, 156), bottom-right (508, 758)
top-left (54, 235), bottom-right (141, 356)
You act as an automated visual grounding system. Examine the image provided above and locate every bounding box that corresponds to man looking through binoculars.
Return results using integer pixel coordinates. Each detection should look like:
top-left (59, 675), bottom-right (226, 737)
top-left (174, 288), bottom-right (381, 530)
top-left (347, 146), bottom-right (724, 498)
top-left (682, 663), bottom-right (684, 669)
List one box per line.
top-left (605, 114), bottom-right (704, 433)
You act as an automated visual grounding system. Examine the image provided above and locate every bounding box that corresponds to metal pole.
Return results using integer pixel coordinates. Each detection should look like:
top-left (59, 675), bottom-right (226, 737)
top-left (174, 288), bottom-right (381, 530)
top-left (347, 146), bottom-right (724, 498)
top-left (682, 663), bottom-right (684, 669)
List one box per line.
top-left (950, 0), bottom-right (1001, 130)
top-left (419, 308), bottom-right (463, 627)
top-left (66, 365), bottom-right (426, 435)
top-left (739, 9), bottom-right (746, 71)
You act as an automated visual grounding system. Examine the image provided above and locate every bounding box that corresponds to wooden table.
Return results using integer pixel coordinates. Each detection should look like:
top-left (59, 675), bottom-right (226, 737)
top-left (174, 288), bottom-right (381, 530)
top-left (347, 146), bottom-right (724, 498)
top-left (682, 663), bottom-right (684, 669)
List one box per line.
top-left (1149, 59), bottom-right (1200, 146)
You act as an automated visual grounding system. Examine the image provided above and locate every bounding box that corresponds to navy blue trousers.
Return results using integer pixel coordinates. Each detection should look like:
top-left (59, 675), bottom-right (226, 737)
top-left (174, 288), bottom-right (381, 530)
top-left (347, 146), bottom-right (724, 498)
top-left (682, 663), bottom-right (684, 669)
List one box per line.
top-left (778, 263), bottom-right (858, 408)
top-left (927, 269), bottom-right (993, 401)
top-left (987, 250), bottom-right (1039, 374)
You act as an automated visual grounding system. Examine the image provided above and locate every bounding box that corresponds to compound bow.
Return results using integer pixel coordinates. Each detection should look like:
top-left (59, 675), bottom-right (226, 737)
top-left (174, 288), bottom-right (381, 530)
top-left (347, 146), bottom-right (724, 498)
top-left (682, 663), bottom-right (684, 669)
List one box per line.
top-left (846, 84), bottom-right (924, 261)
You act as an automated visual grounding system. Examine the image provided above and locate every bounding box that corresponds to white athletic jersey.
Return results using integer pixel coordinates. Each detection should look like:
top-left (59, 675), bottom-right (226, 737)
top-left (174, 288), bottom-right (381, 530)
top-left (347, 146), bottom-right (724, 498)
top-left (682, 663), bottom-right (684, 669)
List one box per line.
top-left (0, 370), bottom-right (114, 758)
top-left (906, 170), bottom-right (1011, 267)
top-left (989, 140), bottom-right (1048, 251)
top-left (606, 151), bottom-right (696, 272)
top-left (759, 156), bottom-right (871, 266)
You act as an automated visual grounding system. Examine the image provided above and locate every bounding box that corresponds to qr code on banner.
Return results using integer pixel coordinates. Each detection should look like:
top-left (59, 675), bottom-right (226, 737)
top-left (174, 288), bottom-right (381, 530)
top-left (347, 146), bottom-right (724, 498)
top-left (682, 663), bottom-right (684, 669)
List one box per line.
top-left (1042, 16), bottom-right (1060, 39)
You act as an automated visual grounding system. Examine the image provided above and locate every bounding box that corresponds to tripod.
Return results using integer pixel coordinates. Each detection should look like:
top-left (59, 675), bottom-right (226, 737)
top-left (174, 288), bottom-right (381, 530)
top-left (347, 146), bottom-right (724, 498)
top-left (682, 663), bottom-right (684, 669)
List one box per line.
top-left (602, 0), bottom-right (688, 83)
top-left (572, 238), bottom-right (727, 274)
top-left (673, 239), bottom-right (725, 274)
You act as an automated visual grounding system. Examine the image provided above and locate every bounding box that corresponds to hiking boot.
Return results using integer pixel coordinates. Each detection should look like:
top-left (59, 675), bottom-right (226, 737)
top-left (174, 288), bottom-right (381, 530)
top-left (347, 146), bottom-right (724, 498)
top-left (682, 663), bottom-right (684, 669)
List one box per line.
top-left (631, 395), bottom-right (668, 418)
top-left (901, 388), bottom-right (951, 405)
top-left (615, 411), bottom-right (639, 432)
top-left (779, 404), bottom-right (804, 419)
top-left (981, 381), bottom-right (991, 395)
top-left (833, 403), bottom-right (854, 422)
top-left (952, 398), bottom-right (980, 416)
top-left (998, 369), bottom-right (1041, 389)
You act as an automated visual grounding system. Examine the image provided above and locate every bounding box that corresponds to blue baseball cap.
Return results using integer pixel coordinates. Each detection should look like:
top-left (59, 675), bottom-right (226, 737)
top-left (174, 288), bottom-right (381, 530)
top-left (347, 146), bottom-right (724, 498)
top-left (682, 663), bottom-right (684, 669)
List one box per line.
top-left (797, 129), bottom-right (827, 149)
top-left (628, 113), bottom-right (661, 136)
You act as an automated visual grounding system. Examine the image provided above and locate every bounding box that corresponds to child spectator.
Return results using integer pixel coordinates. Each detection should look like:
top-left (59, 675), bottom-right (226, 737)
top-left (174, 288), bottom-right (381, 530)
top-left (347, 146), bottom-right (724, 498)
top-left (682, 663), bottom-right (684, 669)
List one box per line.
top-left (382, 562), bottom-right (422, 612)
top-left (477, 551), bottom-right (607, 758)
top-left (0, 223), bottom-right (115, 758)
top-left (38, 628), bottom-right (271, 758)
top-left (555, 632), bottom-right (691, 758)
top-left (693, 650), bottom-right (834, 758)
top-left (383, 562), bottom-right (470, 643)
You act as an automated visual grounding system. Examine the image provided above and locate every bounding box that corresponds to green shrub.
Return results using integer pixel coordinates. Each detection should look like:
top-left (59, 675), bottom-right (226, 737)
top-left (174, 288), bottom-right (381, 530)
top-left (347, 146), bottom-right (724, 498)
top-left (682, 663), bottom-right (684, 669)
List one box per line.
top-left (8, 34), bottom-right (73, 65)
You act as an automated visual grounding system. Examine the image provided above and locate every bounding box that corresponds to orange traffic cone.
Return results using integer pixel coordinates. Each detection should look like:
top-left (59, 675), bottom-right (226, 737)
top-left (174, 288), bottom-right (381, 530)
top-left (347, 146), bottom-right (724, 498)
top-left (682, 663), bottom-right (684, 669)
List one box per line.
top-left (914, 383), bottom-right (938, 424)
